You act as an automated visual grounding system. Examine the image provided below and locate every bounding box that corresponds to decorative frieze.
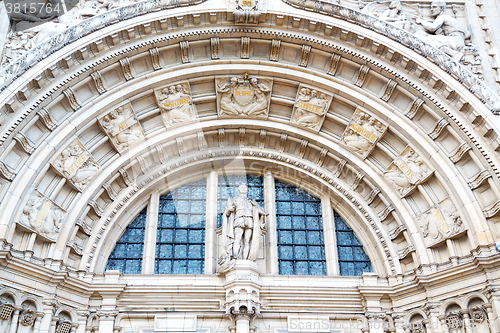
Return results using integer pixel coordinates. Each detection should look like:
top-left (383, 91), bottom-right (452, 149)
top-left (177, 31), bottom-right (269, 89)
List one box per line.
top-left (75, 219), bottom-right (92, 236)
top-left (334, 159), bottom-right (347, 178)
top-left (234, 0), bottom-right (260, 24)
top-left (97, 102), bottom-right (145, 153)
top-left (50, 138), bottom-right (100, 191)
top-left (290, 84), bottom-right (333, 132)
top-left (384, 146), bottom-right (432, 197)
top-left (378, 205), bottom-right (394, 221)
top-left (418, 198), bottom-right (465, 247)
top-left (398, 245), bottom-right (415, 260)
top-left (241, 37), bottom-right (250, 59)
top-left (317, 148), bottom-right (328, 167)
top-left (270, 39), bottom-right (281, 61)
top-left (119, 167), bottom-right (133, 186)
top-left (176, 137), bottom-right (185, 155)
top-left (149, 47), bottom-right (162, 70)
top-left (216, 74), bottom-right (272, 117)
top-left (389, 224), bottom-right (406, 240)
top-left (351, 172), bottom-right (364, 190)
top-left (90, 71), bottom-right (107, 94)
top-left (239, 128), bottom-right (246, 146)
top-left (259, 129), bottom-right (266, 148)
top-left (154, 82), bottom-right (196, 127)
top-left (0, 160), bottom-right (15, 180)
top-left (102, 183), bottom-right (117, 200)
top-left (298, 139), bottom-right (308, 158)
top-left (340, 109), bottom-right (387, 159)
top-left (299, 45), bottom-right (311, 67)
top-left (327, 54), bottom-right (342, 75)
top-left (119, 57), bottom-right (134, 81)
top-left (365, 187), bottom-right (380, 205)
top-left (279, 133), bottom-right (287, 152)
top-left (156, 144), bottom-right (168, 164)
top-left (19, 191), bottom-right (65, 240)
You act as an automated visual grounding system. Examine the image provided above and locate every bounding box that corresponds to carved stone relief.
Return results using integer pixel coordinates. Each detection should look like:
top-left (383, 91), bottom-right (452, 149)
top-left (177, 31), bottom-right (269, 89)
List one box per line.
top-left (50, 138), bottom-right (100, 191)
top-left (383, 146), bottom-right (432, 197)
top-left (154, 82), bottom-right (197, 127)
top-left (340, 109), bottom-right (387, 159)
top-left (418, 198), bottom-right (465, 247)
top-left (234, 0), bottom-right (260, 24)
top-left (19, 191), bottom-right (65, 240)
top-left (98, 102), bottom-right (145, 153)
top-left (290, 84), bottom-right (333, 132)
top-left (216, 74), bottom-right (272, 117)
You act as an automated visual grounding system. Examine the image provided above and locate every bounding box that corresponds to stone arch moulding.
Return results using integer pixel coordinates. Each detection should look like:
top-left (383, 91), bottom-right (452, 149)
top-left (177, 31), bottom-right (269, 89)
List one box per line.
top-left (0, 0), bottom-right (499, 281)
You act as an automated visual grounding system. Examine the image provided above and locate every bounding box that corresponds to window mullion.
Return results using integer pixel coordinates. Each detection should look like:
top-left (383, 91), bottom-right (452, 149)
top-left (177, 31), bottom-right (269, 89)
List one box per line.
top-left (142, 191), bottom-right (159, 274)
top-left (321, 195), bottom-right (339, 276)
top-left (205, 170), bottom-right (218, 274)
top-left (264, 170), bottom-right (278, 274)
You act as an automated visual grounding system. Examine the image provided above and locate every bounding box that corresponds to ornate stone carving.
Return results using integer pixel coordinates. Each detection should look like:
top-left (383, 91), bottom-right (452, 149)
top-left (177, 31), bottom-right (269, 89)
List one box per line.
top-left (354, 65), bottom-right (370, 87)
top-left (51, 138), bottom-right (100, 191)
top-left (381, 79), bottom-right (398, 101)
top-left (211, 37), bottom-right (220, 59)
top-left (340, 109), bottom-right (387, 159)
top-left (180, 41), bottom-right (190, 63)
top-left (270, 39), bottom-right (281, 61)
top-left (62, 88), bottom-right (80, 111)
top-left (469, 306), bottom-right (487, 324)
top-left (290, 84), bottom-right (333, 131)
top-left (410, 320), bottom-right (426, 333)
top-left (383, 146), bottom-right (432, 197)
top-left (406, 98), bottom-right (424, 119)
top-left (449, 142), bottom-right (471, 163)
top-left (216, 74), bottom-right (272, 117)
top-left (154, 82), bottom-right (197, 127)
top-left (241, 37), bottom-right (250, 59)
top-left (0, 160), bottom-right (15, 180)
top-left (234, 0), bottom-right (260, 24)
top-left (418, 198), bottom-right (465, 247)
top-left (428, 118), bottom-right (449, 140)
top-left (0, 303), bottom-right (15, 320)
top-left (119, 57), bottom-right (134, 81)
top-left (55, 320), bottom-right (72, 333)
top-left (20, 191), bottom-right (65, 239)
top-left (149, 47), bottom-right (162, 71)
top-left (20, 309), bottom-right (36, 326)
top-left (98, 102), bottom-right (145, 153)
top-left (299, 45), bottom-right (311, 67)
top-left (445, 312), bottom-right (463, 330)
top-left (37, 108), bottom-right (57, 131)
top-left (327, 54), bottom-right (342, 75)
top-left (91, 71), bottom-right (107, 94)
top-left (467, 169), bottom-right (491, 190)
top-left (217, 184), bottom-right (267, 274)
top-left (14, 132), bottom-right (35, 154)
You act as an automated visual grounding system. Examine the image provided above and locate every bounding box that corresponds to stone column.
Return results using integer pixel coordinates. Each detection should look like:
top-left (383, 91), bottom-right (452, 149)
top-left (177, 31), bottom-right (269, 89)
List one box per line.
top-left (33, 313), bottom-right (45, 333)
top-left (142, 191), bottom-right (159, 274)
top-left (461, 312), bottom-right (473, 333)
top-left (424, 302), bottom-right (442, 333)
top-left (205, 169), bottom-right (218, 274)
top-left (75, 311), bottom-right (90, 333)
top-left (96, 311), bottom-right (117, 333)
top-left (393, 314), bottom-right (405, 333)
top-left (232, 311), bottom-right (252, 333)
top-left (263, 171), bottom-right (277, 274)
top-left (366, 312), bottom-right (386, 333)
top-left (483, 304), bottom-right (498, 333)
top-left (48, 316), bottom-right (59, 333)
top-left (321, 195), bottom-right (338, 275)
top-left (9, 307), bottom-right (21, 333)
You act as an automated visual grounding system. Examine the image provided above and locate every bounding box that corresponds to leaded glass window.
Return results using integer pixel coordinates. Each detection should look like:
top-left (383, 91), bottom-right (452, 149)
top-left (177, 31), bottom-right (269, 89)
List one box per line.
top-left (335, 212), bottom-right (373, 276)
top-left (217, 175), bottom-right (264, 227)
top-left (105, 208), bottom-right (146, 274)
top-left (275, 181), bottom-right (326, 276)
top-left (155, 179), bottom-right (207, 274)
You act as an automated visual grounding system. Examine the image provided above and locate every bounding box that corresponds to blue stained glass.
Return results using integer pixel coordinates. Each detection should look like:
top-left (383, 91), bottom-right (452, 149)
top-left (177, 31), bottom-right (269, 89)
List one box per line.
top-left (106, 207), bottom-right (146, 274)
top-left (353, 247), bottom-right (369, 261)
top-left (338, 246), bottom-right (353, 260)
top-left (275, 181), bottom-right (326, 276)
top-left (155, 180), bottom-right (206, 274)
top-left (337, 231), bottom-right (352, 245)
top-left (164, 201), bottom-right (176, 213)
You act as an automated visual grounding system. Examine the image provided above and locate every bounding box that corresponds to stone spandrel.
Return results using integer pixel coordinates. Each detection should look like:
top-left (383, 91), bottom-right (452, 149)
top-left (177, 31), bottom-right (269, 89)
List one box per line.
top-left (290, 84), bottom-right (333, 132)
top-left (97, 102), bottom-right (144, 154)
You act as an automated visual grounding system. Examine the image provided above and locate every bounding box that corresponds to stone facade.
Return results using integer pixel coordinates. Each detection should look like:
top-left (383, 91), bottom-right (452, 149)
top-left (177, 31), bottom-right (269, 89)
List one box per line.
top-left (0, 0), bottom-right (500, 333)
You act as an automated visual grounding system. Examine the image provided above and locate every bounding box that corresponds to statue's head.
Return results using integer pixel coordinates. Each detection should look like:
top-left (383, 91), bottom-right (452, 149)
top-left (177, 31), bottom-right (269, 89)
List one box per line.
top-left (430, 1), bottom-right (446, 16)
top-left (389, 0), bottom-right (402, 10)
top-left (230, 77), bottom-right (238, 86)
top-left (238, 184), bottom-right (248, 196)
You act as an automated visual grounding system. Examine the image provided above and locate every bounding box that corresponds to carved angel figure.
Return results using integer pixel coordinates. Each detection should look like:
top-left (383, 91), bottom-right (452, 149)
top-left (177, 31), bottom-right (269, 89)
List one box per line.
top-left (217, 76), bottom-right (271, 117)
top-left (101, 106), bottom-right (143, 149)
top-left (342, 129), bottom-right (372, 155)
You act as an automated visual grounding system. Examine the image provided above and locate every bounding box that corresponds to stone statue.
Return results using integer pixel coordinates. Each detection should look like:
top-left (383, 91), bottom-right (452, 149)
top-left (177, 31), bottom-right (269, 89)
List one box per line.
top-left (290, 86), bottom-right (333, 131)
top-left (99, 104), bottom-right (144, 152)
top-left (154, 83), bottom-right (196, 127)
top-left (216, 75), bottom-right (272, 117)
top-left (414, 1), bottom-right (470, 62)
top-left (218, 185), bottom-right (267, 273)
top-left (20, 193), bottom-right (65, 239)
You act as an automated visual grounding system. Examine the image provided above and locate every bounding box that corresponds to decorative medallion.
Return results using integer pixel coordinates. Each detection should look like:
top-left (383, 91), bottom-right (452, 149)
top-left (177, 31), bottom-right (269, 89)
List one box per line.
top-left (154, 82), bottom-right (197, 128)
top-left (98, 102), bottom-right (145, 153)
top-left (290, 84), bottom-right (333, 132)
top-left (418, 198), bottom-right (465, 247)
top-left (384, 146), bottom-right (433, 197)
top-left (340, 109), bottom-right (387, 159)
top-left (51, 138), bottom-right (101, 192)
top-left (20, 309), bottom-right (36, 326)
top-left (19, 191), bottom-right (66, 240)
top-left (216, 73), bottom-right (273, 117)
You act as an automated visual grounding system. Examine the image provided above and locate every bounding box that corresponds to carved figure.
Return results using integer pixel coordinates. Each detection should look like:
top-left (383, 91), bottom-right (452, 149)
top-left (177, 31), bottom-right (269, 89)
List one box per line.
top-left (340, 110), bottom-right (387, 158)
top-left (414, 1), bottom-right (470, 62)
top-left (378, 0), bottom-right (411, 30)
top-left (100, 105), bottom-right (143, 152)
top-left (155, 83), bottom-right (196, 127)
top-left (233, 0), bottom-right (260, 24)
top-left (20, 193), bottom-right (64, 238)
top-left (290, 87), bottom-right (333, 131)
top-left (218, 185), bottom-right (267, 273)
top-left (418, 198), bottom-right (464, 246)
top-left (216, 75), bottom-right (272, 117)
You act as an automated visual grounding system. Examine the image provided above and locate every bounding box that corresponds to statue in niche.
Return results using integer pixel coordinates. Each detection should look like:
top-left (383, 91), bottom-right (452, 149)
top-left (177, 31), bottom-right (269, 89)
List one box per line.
top-left (414, 1), bottom-right (470, 62)
top-left (99, 103), bottom-right (144, 153)
top-left (340, 109), bottom-right (387, 159)
top-left (52, 139), bottom-right (100, 191)
top-left (154, 83), bottom-right (196, 127)
top-left (216, 74), bottom-right (272, 117)
top-left (218, 185), bottom-right (267, 274)
top-left (20, 192), bottom-right (65, 239)
top-left (290, 86), bottom-right (333, 131)
top-left (418, 198), bottom-right (464, 246)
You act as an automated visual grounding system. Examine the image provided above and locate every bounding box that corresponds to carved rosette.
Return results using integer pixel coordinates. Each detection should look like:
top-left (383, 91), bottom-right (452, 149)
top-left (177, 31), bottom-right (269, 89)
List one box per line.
top-left (290, 84), bottom-right (333, 132)
top-left (20, 309), bottom-right (36, 326)
top-left (50, 138), bottom-right (101, 192)
top-left (216, 74), bottom-right (273, 118)
top-left (340, 109), bottom-right (387, 159)
top-left (383, 146), bottom-right (433, 197)
top-left (469, 306), bottom-right (487, 324)
top-left (418, 198), bottom-right (465, 247)
top-left (98, 102), bottom-right (145, 153)
top-left (154, 82), bottom-right (197, 128)
top-left (19, 191), bottom-right (66, 240)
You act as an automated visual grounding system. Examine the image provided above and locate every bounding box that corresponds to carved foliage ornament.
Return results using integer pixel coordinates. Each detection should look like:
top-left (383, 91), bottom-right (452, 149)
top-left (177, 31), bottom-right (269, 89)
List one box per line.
top-left (20, 191), bottom-right (66, 239)
top-left (290, 84), bottom-right (333, 132)
top-left (50, 138), bottom-right (100, 192)
top-left (234, 0), bottom-right (260, 24)
top-left (98, 102), bottom-right (145, 154)
top-left (340, 109), bottom-right (387, 159)
top-left (418, 198), bottom-right (465, 247)
top-left (20, 309), bottom-right (36, 326)
top-left (154, 81), bottom-right (197, 128)
top-left (383, 145), bottom-right (432, 197)
top-left (216, 73), bottom-right (273, 118)
top-left (469, 306), bottom-right (487, 324)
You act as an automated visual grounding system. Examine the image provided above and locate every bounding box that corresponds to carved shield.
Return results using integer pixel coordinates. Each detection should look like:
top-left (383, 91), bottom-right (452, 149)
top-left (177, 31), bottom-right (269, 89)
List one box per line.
top-left (233, 86), bottom-right (254, 106)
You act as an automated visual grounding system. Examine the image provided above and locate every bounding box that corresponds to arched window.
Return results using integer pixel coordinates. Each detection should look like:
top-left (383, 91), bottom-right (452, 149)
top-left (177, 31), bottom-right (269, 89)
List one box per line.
top-left (105, 174), bottom-right (373, 276)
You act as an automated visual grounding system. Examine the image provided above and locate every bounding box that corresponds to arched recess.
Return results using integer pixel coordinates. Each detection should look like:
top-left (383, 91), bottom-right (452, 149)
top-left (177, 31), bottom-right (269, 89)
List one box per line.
top-left (0, 2), bottom-right (499, 280)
